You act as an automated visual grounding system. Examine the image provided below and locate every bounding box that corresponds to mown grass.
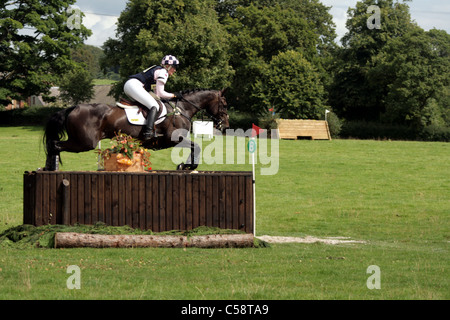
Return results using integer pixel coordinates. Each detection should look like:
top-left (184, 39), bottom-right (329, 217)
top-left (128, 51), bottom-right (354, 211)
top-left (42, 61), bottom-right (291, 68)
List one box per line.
top-left (0, 126), bottom-right (448, 299)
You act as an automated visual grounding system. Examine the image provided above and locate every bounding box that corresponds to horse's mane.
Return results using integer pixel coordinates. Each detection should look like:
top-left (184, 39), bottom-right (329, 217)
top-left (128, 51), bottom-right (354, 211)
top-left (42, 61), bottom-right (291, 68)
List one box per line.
top-left (180, 88), bottom-right (215, 95)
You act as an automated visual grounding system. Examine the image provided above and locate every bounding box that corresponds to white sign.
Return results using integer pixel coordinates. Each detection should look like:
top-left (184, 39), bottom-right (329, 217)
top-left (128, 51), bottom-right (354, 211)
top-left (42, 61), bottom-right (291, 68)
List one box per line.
top-left (193, 121), bottom-right (214, 139)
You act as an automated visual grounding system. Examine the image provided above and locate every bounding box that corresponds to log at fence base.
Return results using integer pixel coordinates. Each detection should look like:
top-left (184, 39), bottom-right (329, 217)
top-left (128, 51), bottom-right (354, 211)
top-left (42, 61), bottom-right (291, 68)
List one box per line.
top-left (54, 232), bottom-right (254, 248)
top-left (189, 234), bottom-right (254, 248)
top-left (54, 233), bottom-right (186, 248)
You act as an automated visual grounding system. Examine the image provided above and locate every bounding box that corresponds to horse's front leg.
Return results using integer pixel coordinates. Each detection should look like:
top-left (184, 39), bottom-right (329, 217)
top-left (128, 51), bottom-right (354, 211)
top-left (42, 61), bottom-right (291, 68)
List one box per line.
top-left (174, 136), bottom-right (201, 171)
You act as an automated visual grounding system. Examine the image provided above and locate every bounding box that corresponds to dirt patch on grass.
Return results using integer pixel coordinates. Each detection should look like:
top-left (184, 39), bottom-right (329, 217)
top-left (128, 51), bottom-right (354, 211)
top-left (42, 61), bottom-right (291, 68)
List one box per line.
top-left (257, 235), bottom-right (366, 245)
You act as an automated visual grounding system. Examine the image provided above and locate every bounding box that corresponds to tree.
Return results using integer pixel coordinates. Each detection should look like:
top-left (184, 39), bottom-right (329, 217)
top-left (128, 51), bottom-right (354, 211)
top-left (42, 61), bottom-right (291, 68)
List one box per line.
top-left (59, 67), bottom-right (94, 105)
top-left (254, 50), bottom-right (328, 119)
top-left (217, 0), bottom-right (336, 113)
top-left (0, 0), bottom-right (91, 105)
top-left (102, 0), bottom-right (233, 99)
top-left (377, 29), bottom-right (450, 129)
top-left (329, 0), bottom-right (449, 135)
top-left (328, 0), bottom-right (418, 121)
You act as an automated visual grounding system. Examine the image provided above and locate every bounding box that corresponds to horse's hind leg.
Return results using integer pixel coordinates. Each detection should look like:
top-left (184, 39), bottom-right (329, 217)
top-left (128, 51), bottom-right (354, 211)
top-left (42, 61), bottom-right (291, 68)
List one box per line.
top-left (44, 139), bottom-right (62, 171)
top-left (45, 136), bottom-right (99, 171)
top-left (55, 138), bottom-right (98, 153)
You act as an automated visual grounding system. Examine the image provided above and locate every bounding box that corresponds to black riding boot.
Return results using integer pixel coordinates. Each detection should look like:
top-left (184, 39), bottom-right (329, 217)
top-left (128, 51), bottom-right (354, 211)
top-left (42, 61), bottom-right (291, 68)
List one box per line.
top-left (143, 107), bottom-right (158, 140)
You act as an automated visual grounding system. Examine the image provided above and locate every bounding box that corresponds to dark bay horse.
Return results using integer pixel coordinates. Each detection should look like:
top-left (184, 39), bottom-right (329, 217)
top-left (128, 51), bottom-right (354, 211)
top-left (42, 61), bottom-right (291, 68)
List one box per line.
top-left (43, 89), bottom-right (229, 171)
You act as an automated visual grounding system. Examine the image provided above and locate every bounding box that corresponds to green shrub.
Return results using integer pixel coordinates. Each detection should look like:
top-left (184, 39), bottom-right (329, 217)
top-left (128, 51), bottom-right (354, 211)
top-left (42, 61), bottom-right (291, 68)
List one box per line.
top-left (0, 106), bottom-right (65, 126)
top-left (340, 120), bottom-right (450, 141)
top-left (420, 125), bottom-right (450, 142)
top-left (227, 109), bottom-right (255, 130)
top-left (340, 121), bottom-right (416, 140)
top-left (326, 112), bottom-right (342, 138)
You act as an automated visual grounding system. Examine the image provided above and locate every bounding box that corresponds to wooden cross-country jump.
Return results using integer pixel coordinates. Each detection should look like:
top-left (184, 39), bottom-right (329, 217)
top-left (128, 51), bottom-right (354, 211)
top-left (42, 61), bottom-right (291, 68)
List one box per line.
top-left (23, 170), bottom-right (254, 234)
top-left (276, 119), bottom-right (331, 140)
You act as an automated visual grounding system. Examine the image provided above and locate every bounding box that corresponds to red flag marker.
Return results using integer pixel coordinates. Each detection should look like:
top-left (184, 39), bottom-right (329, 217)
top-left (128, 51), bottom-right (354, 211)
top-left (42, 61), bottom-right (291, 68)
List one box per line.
top-left (252, 123), bottom-right (264, 137)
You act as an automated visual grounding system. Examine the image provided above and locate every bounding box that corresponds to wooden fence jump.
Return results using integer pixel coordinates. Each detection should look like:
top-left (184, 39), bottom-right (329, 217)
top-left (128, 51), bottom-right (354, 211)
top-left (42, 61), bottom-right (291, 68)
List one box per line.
top-left (276, 119), bottom-right (331, 140)
top-left (23, 170), bottom-right (254, 233)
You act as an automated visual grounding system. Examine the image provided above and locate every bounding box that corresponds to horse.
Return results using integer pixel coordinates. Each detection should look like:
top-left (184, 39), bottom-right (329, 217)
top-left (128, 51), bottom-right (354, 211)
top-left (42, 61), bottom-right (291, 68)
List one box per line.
top-left (43, 89), bottom-right (229, 171)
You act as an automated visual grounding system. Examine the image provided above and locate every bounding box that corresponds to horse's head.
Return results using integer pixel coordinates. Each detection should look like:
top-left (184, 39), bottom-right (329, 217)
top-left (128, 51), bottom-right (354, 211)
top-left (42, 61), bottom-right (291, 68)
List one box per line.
top-left (180, 89), bottom-right (230, 133)
top-left (206, 89), bottom-right (230, 133)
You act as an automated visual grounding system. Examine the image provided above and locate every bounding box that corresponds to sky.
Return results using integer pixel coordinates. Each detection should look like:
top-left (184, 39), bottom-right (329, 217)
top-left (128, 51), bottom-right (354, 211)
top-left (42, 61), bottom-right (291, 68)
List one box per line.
top-left (74, 0), bottom-right (450, 47)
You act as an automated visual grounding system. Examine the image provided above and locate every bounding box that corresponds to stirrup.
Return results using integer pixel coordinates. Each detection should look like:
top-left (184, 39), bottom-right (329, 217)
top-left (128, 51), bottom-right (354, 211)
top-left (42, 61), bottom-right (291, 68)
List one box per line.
top-left (143, 130), bottom-right (157, 140)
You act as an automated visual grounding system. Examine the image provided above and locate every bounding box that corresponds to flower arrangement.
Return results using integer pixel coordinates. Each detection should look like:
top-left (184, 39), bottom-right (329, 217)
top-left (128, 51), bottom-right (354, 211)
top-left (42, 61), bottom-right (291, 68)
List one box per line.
top-left (98, 132), bottom-right (152, 171)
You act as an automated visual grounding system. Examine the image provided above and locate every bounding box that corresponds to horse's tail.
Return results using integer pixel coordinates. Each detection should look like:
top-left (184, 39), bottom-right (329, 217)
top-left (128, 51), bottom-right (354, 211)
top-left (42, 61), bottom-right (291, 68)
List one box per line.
top-left (43, 106), bottom-right (76, 163)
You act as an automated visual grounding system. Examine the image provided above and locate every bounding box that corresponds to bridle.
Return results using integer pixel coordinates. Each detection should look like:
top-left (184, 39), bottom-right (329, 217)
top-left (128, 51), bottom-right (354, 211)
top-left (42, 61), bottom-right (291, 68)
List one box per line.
top-left (178, 92), bottom-right (227, 130)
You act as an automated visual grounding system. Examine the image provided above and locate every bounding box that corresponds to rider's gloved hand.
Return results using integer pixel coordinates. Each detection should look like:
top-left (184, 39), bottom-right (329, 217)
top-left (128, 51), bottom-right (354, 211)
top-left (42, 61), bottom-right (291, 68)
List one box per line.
top-left (172, 92), bottom-right (183, 100)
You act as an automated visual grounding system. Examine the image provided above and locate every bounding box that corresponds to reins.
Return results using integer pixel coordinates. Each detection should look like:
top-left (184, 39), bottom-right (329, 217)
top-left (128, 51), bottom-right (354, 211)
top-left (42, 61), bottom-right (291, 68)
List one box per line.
top-left (178, 94), bottom-right (223, 126)
top-left (154, 91), bottom-right (224, 129)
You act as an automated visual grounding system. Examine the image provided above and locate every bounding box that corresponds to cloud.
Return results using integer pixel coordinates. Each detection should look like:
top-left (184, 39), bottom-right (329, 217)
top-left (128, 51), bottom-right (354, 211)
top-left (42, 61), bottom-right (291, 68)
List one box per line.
top-left (82, 13), bottom-right (118, 47)
top-left (74, 0), bottom-right (449, 47)
top-left (74, 0), bottom-right (125, 47)
top-left (326, 6), bottom-right (350, 44)
top-left (75, 0), bottom-right (126, 16)
top-left (323, 0), bottom-right (450, 45)
top-left (410, 11), bottom-right (450, 32)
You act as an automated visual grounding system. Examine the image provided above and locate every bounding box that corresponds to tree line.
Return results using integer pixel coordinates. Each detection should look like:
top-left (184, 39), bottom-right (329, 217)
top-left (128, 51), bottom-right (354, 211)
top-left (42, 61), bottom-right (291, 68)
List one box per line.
top-left (1, 0), bottom-right (449, 140)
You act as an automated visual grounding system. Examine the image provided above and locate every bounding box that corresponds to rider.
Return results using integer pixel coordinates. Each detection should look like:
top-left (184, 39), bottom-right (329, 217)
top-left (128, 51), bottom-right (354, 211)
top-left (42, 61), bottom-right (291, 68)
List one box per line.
top-left (124, 55), bottom-right (182, 140)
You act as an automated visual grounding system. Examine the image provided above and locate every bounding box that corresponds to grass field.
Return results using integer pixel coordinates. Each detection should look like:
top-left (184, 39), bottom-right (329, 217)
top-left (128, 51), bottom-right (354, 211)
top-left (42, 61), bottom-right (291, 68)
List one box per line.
top-left (0, 126), bottom-right (448, 300)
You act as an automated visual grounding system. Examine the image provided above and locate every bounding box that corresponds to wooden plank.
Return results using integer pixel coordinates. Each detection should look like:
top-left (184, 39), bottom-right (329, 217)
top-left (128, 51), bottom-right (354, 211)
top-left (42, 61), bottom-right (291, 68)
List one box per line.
top-left (104, 174), bottom-right (112, 226)
top-left (23, 173), bottom-right (35, 225)
top-left (152, 175), bottom-right (159, 232)
top-left (132, 174), bottom-right (139, 229)
top-left (139, 175), bottom-right (146, 230)
top-left (91, 173), bottom-right (98, 225)
top-left (232, 175), bottom-right (239, 230)
top-left (111, 173), bottom-right (119, 226)
top-left (124, 174), bottom-right (132, 227)
top-left (238, 175), bottom-right (245, 231)
top-left (179, 174), bottom-right (186, 231)
top-left (68, 173), bottom-right (76, 225)
top-left (199, 175), bottom-right (206, 227)
top-left (171, 174), bottom-right (179, 230)
top-left (192, 174), bottom-right (199, 228)
top-left (42, 173), bottom-right (49, 225)
top-left (185, 175), bottom-right (193, 230)
top-left (145, 174), bottom-right (153, 231)
top-left (48, 173), bottom-right (57, 225)
top-left (205, 175), bottom-right (213, 227)
top-left (212, 175), bottom-right (219, 228)
top-left (97, 173), bottom-right (105, 224)
top-left (219, 175), bottom-right (226, 229)
top-left (118, 173), bottom-right (125, 226)
top-left (225, 176), bottom-right (232, 229)
top-left (245, 175), bottom-right (253, 234)
top-left (165, 174), bottom-right (173, 231)
top-left (158, 175), bottom-right (166, 231)
top-left (61, 178), bottom-right (70, 225)
top-left (77, 174), bottom-right (84, 224)
top-left (84, 174), bottom-right (91, 225)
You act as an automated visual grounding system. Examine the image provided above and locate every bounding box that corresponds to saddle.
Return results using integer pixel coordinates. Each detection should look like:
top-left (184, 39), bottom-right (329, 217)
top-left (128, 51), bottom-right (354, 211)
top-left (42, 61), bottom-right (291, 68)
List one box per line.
top-left (117, 98), bottom-right (149, 118)
top-left (116, 96), bottom-right (171, 126)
